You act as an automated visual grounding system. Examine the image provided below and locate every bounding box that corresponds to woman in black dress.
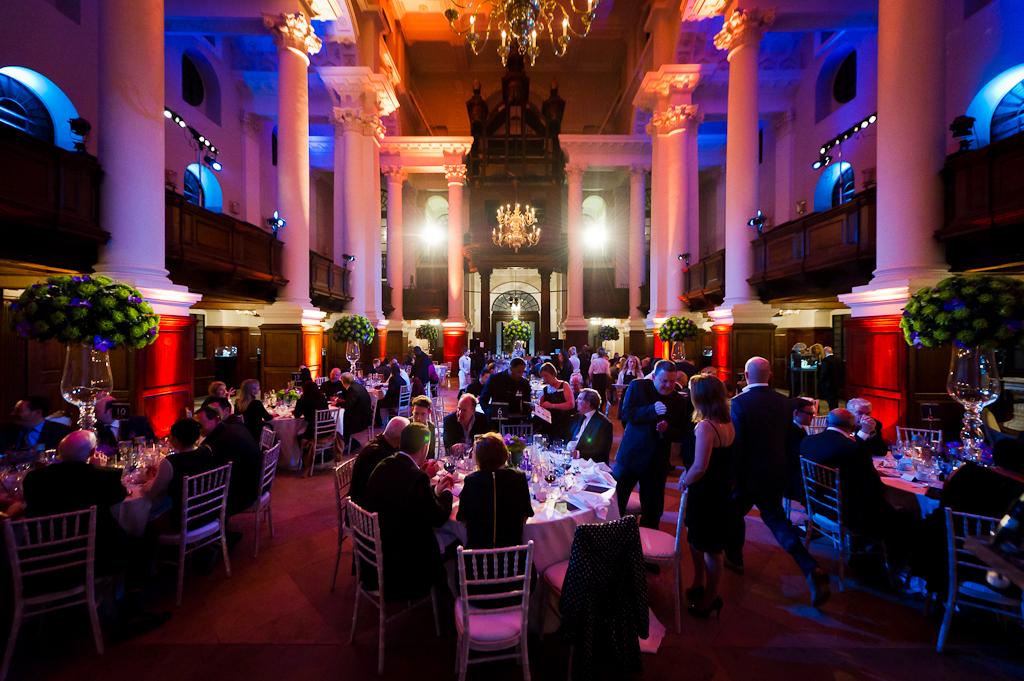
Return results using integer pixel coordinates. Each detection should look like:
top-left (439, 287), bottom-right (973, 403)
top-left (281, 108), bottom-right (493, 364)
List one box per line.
top-left (680, 373), bottom-right (734, 618)
top-left (293, 380), bottom-right (328, 441)
top-left (235, 378), bottom-right (273, 442)
top-left (456, 433), bottom-right (534, 549)
top-left (536, 362), bottom-right (575, 442)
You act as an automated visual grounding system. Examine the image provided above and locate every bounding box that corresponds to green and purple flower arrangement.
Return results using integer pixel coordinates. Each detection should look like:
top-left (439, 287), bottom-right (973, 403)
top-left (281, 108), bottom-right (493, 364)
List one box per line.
top-left (330, 314), bottom-right (375, 345)
top-left (659, 316), bottom-right (699, 342)
top-left (901, 275), bottom-right (1024, 350)
top-left (597, 325), bottom-right (620, 342)
top-left (415, 324), bottom-right (441, 353)
top-left (503, 319), bottom-right (531, 342)
top-left (9, 274), bottom-right (160, 352)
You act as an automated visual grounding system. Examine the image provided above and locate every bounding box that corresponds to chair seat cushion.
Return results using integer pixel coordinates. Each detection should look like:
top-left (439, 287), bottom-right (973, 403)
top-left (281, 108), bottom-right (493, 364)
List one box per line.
top-left (454, 600), bottom-right (523, 643)
top-left (544, 560), bottom-right (569, 594)
top-left (811, 513), bottom-right (840, 533)
top-left (639, 527), bottom-right (675, 559)
top-left (959, 580), bottom-right (1022, 607)
top-left (157, 520), bottom-right (220, 544)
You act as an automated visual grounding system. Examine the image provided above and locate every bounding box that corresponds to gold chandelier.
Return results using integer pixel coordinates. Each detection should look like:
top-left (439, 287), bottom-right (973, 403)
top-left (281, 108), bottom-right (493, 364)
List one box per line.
top-left (492, 202), bottom-right (540, 252)
top-left (444, 0), bottom-right (599, 67)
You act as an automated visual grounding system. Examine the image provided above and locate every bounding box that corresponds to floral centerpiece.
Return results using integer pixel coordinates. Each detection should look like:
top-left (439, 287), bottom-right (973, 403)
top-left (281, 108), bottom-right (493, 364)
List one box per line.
top-left (415, 324), bottom-right (441, 356)
top-left (275, 388), bottom-right (301, 406)
top-left (503, 319), bottom-right (531, 357)
top-left (9, 275), bottom-right (160, 430)
top-left (503, 433), bottom-right (527, 467)
top-left (659, 316), bottom-right (698, 362)
top-left (597, 325), bottom-right (620, 342)
top-left (331, 314), bottom-right (375, 372)
top-left (901, 274), bottom-right (1024, 462)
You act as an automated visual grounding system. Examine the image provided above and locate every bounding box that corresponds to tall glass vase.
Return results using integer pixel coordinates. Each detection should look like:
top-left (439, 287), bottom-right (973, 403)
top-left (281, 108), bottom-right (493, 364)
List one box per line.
top-left (670, 340), bottom-right (687, 363)
top-left (946, 345), bottom-right (1000, 462)
top-left (345, 341), bottom-right (360, 374)
top-left (61, 344), bottom-right (113, 431)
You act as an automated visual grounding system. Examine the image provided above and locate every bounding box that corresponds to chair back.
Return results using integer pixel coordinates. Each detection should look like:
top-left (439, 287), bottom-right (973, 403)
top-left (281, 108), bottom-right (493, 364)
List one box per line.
top-left (397, 384), bottom-right (412, 417)
top-left (314, 408), bottom-right (338, 443)
top-left (896, 426), bottom-right (942, 446)
top-left (456, 542), bottom-right (533, 626)
top-left (334, 458), bottom-right (355, 525)
top-left (673, 490), bottom-right (689, 556)
top-left (368, 392), bottom-right (380, 435)
top-left (4, 507), bottom-right (97, 603)
top-left (805, 424), bottom-right (826, 435)
top-left (181, 464), bottom-right (232, 531)
top-left (810, 415), bottom-right (828, 429)
top-left (943, 509), bottom-right (1014, 612)
top-left (259, 426), bottom-right (276, 451)
top-left (800, 457), bottom-right (843, 540)
top-left (346, 500), bottom-right (385, 593)
top-left (500, 423), bottom-right (533, 440)
top-left (315, 376), bottom-right (327, 386)
top-left (258, 443), bottom-right (280, 501)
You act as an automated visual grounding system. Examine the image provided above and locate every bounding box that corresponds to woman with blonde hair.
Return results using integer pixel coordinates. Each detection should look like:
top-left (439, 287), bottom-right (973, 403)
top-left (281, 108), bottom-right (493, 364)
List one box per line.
top-left (235, 378), bottom-right (272, 442)
top-left (679, 372), bottom-right (735, 618)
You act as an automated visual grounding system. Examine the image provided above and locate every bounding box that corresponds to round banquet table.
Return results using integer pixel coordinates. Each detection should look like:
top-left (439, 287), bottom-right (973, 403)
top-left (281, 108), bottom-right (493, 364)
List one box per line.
top-left (873, 457), bottom-right (942, 518)
top-left (271, 416), bottom-right (308, 470)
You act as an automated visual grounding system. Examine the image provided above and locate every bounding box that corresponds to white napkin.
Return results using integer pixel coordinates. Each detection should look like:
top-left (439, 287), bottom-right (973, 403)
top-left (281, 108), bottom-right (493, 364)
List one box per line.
top-left (575, 459), bottom-right (616, 487)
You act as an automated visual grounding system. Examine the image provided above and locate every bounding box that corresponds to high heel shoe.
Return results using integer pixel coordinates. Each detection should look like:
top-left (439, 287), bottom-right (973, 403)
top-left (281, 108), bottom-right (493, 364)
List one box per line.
top-left (685, 586), bottom-right (705, 605)
top-left (687, 596), bottom-right (723, 619)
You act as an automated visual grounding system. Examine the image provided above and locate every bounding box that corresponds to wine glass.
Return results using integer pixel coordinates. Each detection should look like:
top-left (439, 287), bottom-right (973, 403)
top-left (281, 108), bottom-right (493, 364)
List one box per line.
top-left (443, 456), bottom-right (457, 475)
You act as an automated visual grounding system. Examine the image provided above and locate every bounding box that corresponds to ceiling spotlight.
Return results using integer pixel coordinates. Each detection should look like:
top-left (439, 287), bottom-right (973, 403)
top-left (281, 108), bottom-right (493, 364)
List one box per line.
top-left (163, 109), bottom-right (172, 119)
top-left (822, 155), bottom-right (832, 167)
top-left (747, 209), bottom-right (766, 235)
top-left (342, 253), bottom-right (356, 262)
top-left (177, 119), bottom-right (186, 128)
top-left (204, 155), bottom-right (222, 172)
top-left (198, 135), bottom-right (205, 143)
top-left (819, 146), bottom-right (827, 154)
top-left (267, 210), bottom-right (286, 235)
top-left (860, 121), bottom-right (868, 130)
top-left (868, 114), bottom-right (877, 124)
top-left (421, 220), bottom-right (445, 246)
top-left (812, 159), bottom-right (823, 170)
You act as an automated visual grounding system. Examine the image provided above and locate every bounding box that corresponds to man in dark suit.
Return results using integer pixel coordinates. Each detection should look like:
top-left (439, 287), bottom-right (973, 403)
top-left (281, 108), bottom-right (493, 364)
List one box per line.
top-left (614, 360), bottom-right (689, 529)
top-left (195, 405), bottom-right (261, 517)
top-left (160, 418), bottom-right (218, 522)
top-left (442, 393), bottom-right (490, 453)
top-left (728, 357), bottom-right (830, 608)
top-left (817, 347), bottom-right (842, 409)
top-left (321, 367), bottom-right (345, 399)
top-left (94, 395), bottom-right (156, 452)
top-left (568, 388), bottom-right (613, 464)
top-left (463, 368), bottom-right (491, 399)
top-left (201, 395), bottom-right (243, 428)
top-left (1, 396), bottom-right (72, 453)
top-left (786, 398), bottom-right (816, 505)
top-left (22, 429), bottom-right (128, 574)
top-left (800, 409), bottom-right (912, 542)
top-left (412, 346), bottom-right (432, 387)
top-left (350, 417), bottom-right (408, 506)
top-left (337, 372), bottom-right (372, 451)
top-left (847, 397), bottom-right (888, 458)
top-left (479, 357), bottom-right (531, 420)
top-left (361, 422), bottom-right (454, 601)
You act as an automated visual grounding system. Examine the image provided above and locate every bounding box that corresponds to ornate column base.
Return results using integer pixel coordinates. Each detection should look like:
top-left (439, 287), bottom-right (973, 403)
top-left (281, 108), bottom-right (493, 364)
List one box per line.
top-left (838, 268), bottom-right (948, 318)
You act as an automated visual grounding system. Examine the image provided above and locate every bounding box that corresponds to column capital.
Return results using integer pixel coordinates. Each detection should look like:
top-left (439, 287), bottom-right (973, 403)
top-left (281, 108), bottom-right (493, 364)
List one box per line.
top-left (565, 163), bottom-right (587, 180)
top-left (382, 165), bottom-right (408, 183)
top-left (444, 163), bottom-right (468, 185)
top-left (713, 8), bottom-right (774, 56)
top-left (263, 12), bottom-right (322, 60)
top-left (332, 107), bottom-right (385, 140)
top-left (629, 163), bottom-right (650, 177)
top-left (648, 103), bottom-right (701, 136)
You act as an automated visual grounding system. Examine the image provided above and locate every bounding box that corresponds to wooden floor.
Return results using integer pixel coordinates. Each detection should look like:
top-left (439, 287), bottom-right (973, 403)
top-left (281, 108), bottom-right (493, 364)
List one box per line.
top-left (6, 388), bottom-right (1024, 681)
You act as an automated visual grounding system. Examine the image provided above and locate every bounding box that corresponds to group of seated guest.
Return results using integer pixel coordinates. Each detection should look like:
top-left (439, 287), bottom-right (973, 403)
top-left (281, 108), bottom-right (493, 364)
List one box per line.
top-left (376, 358), bottom-right (409, 421)
top-left (194, 404), bottom-right (261, 517)
top-left (442, 393), bottom-right (490, 455)
top-left (0, 396), bottom-right (72, 453)
top-left (95, 395), bottom-right (156, 451)
top-left (460, 367), bottom-right (490, 399)
top-left (234, 379), bottom-right (273, 442)
top-left (335, 372), bottom-right (372, 451)
top-left (321, 367), bottom-right (345, 399)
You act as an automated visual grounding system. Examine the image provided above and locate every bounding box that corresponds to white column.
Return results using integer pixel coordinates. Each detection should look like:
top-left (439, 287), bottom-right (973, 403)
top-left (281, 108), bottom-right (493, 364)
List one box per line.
top-left (628, 165), bottom-right (647, 329)
top-left (564, 163), bottom-right (587, 329)
top-left (445, 163), bottom-right (468, 326)
top-left (712, 8), bottom-right (774, 325)
top-left (333, 112), bottom-right (379, 322)
top-left (95, 0), bottom-right (199, 314)
top-left (383, 167), bottom-right (406, 327)
top-left (841, 0), bottom-right (947, 317)
top-left (263, 12), bottom-right (323, 321)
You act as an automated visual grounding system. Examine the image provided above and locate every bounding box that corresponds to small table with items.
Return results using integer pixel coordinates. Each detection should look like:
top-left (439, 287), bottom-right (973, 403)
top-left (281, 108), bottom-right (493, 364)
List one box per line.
top-left (874, 450), bottom-right (946, 518)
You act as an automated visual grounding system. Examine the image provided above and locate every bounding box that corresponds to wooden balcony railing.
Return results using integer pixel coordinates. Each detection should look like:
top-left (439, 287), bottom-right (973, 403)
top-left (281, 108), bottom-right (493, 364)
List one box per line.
top-left (941, 131), bottom-right (1024, 272)
top-left (309, 252), bottom-right (352, 311)
top-left (749, 187), bottom-right (876, 299)
top-left (0, 125), bottom-right (106, 272)
top-left (165, 191), bottom-right (285, 301)
top-left (683, 249), bottom-right (725, 312)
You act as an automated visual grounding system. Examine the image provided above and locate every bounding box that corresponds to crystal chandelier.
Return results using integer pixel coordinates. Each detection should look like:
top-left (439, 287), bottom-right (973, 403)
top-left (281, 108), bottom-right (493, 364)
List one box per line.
top-left (493, 202), bottom-right (540, 252)
top-left (444, 0), bottom-right (599, 66)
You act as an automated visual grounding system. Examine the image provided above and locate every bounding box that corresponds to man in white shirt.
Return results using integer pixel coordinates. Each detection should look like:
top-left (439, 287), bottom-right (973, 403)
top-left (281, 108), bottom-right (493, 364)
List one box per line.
top-left (846, 397), bottom-right (888, 458)
top-left (568, 346), bottom-right (581, 376)
top-left (567, 388), bottom-right (613, 463)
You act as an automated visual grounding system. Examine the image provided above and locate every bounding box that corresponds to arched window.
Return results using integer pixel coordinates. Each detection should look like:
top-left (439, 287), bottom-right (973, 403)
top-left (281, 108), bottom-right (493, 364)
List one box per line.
top-left (832, 51), bottom-right (857, 104)
top-left (0, 74), bottom-right (54, 141)
top-left (184, 163), bottom-right (222, 213)
top-left (181, 54), bottom-right (204, 107)
top-left (991, 80), bottom-right (1024, 143)
top-left (813, 161), bottom-right (855, 212)
top-left (0, 66), bottom-right (80, 150)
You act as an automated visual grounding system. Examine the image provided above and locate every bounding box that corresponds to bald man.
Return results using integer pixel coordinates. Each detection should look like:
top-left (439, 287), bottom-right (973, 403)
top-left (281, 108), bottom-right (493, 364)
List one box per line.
top-left (350, 416), bottom-right (409, 506)
top-left (22, 430), bottom-right (128, 574)
top-left (727, 357), bottom-right (831, 608)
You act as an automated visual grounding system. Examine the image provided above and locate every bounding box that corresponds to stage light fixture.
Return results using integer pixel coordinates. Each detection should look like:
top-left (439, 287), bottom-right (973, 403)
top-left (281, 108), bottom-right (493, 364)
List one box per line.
top-left (204, 155), bottom-right (222, 172)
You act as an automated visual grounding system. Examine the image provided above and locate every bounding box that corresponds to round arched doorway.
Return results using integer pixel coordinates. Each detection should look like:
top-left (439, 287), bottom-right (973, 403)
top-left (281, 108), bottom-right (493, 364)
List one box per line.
top-left (492, 290), bottom-right (539, 355)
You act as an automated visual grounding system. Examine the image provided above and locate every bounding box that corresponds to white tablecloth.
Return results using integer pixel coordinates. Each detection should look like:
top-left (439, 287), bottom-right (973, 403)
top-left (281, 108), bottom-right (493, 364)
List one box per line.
top-left (271, 417), bottom-right (307, 470)
top-left (114, 490), bottom-right (155, 537)
top-left (874, 458), bottom-right (942, 518)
